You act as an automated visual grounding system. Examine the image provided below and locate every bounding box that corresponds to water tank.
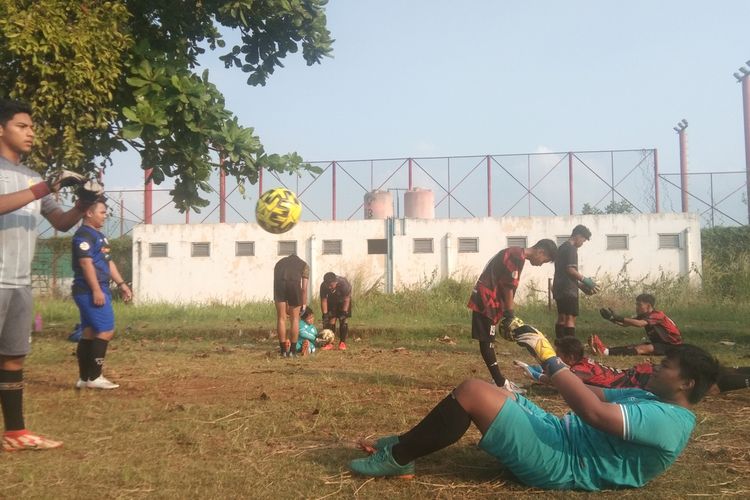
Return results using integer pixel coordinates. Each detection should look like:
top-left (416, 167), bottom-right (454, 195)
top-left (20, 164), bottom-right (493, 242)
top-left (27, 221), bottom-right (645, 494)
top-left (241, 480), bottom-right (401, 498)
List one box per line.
top-left (404, 188), bottom-right (435, 219)
top-left (364, 190), bottom-right (394, 219)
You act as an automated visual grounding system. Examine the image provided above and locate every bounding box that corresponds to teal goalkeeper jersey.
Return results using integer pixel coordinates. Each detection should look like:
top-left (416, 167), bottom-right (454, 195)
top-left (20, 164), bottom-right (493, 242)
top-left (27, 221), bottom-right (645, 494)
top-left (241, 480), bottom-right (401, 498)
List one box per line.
top-left (566, 388), bottom-right (695, 490)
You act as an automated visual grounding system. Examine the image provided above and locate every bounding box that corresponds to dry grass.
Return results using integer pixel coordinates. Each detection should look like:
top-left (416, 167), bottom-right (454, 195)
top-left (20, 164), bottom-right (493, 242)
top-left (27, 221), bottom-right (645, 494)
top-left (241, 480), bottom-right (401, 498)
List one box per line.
top-left (0, 325), bottom-right (748, 499)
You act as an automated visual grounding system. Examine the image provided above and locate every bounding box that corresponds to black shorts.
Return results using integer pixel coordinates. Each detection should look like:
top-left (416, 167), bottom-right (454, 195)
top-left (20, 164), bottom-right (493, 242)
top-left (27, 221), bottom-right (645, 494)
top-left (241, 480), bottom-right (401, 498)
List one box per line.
top-left (326, 299), bottom-right (352, 319)
top-left (649, 342), bottom-right (679, 356)
top-left (274, 279), bottom-right (303, 307)
top-left (555, 295), bottom-right (579, 316)
top-left (471, 312), bottom-right (496, 342)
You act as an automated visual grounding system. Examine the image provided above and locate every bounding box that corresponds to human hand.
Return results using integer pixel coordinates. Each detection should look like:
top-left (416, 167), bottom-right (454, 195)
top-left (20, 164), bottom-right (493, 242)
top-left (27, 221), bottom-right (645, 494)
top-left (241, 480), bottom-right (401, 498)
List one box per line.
top-left (511, 323), bottom-right (557, 363)
top-left (599, 307), bottom-right (624, 323)
top-left (47, 169), bottom-right (86, 192)
top-left (119, 283), bottom-right (132, 303)
top-left (74, 180), bottom-right (105, 210)
top-left (513, 360), bottom-right (543, 381)
top-left (580, 277), bottom-right (600, 295)
top-left (93, 289), bottom-right (106, 306)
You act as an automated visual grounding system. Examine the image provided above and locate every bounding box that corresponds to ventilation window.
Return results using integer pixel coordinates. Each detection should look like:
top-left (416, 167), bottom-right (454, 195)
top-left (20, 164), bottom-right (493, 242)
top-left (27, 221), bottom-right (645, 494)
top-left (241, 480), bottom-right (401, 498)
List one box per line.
top-left (413, 238), bottom-right (434, 254)
top-left (458, 237), bottom-right (479, 253)
top-left (367, 239), bottom-right (387, 255)
top-left (278, 241), bottom-right (297, 256)
top-left (235, 241), bottom-right (255, 256)
top-left (191, 242), bottom-right (210, 257)
top-left (149, 243), bottom-right (168, 258)
top-left (322, 240), bottom-right (342, 255)
top-left (506, 236), bottom-right (527, 248)
top-left (658, 234), bottom-right (680, 249)
top-left (606, 234), bottom-right (629, 250)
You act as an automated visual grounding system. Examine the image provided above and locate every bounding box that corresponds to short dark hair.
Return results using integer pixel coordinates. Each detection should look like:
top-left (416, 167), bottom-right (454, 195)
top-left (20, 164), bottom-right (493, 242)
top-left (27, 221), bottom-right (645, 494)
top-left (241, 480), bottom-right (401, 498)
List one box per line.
top-left (0, 99), bottom-right (32, 127)
top-left (323, 272), bottom-right (337, 283)
top-left (636, 293), bottom-right (655, 307)
top-left (531, 238), bottom-right (558, 260)
top-left (554, 336), bottom-right (584, 362)
top-left (571, 225), bottom-right (591, 240)
top-left (667, 344), bottom-right (720, 404)
top-left (301, 306), bottom-right (314, 319)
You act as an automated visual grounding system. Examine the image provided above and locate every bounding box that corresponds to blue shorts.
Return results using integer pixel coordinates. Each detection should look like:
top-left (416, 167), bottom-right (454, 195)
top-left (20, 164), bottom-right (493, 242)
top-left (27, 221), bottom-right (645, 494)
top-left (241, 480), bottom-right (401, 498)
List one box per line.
top-left (74, 291), bottom-right (115, 333)
top-left (478, 396), bottom-right (576, 490)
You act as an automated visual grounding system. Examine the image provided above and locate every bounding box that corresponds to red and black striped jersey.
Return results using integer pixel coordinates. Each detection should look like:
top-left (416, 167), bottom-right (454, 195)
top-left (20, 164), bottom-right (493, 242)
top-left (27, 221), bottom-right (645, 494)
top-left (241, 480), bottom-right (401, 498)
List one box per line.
top-left (467, 247), bottom-right (525, 323)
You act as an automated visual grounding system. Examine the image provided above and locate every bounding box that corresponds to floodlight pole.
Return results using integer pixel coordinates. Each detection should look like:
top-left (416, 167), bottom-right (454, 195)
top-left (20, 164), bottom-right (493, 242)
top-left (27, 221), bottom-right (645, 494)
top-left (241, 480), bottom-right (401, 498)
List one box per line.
top-left (674, 121), bottom-right (689, 213)
top-left (739, 67), bottom-right (750, 225)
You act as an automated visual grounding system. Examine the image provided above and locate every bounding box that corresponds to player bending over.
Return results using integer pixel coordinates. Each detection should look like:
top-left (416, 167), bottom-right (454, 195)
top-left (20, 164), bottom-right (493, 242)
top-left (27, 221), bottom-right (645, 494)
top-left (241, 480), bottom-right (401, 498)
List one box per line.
top-left (589, 293), bottom-right (681, 356)
top-left (467, 239), bottom-right (557, 394)
top-left (350, 319), bottom-right (719, 491)
top-left (518, 336), bottom-right (749, 394)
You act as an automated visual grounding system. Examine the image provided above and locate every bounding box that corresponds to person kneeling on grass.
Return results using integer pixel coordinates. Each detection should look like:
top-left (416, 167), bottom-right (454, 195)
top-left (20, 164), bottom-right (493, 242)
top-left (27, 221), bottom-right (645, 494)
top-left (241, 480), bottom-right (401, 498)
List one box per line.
top-left (72, 199), bottom-right (132, 390)
top-left (350, 319), bottom-right (719, 491)
top-left (518, 336), bottom-right (750, 394)
top-left (589, 293), bottom-right (682, 356)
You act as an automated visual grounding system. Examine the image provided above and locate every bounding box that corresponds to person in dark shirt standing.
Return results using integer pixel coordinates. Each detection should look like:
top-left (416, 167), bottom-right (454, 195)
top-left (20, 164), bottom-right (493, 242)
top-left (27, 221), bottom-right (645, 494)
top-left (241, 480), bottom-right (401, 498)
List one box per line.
top-left (552, 225), bottom-right (598, 340)
top-left (467, 239), bottom-right (557, 394)
top-left (72, 200), bottom-right (132, 390)
top-left (320, 272), bottom-right (353, 350)
top-left (273, 254), bottom-right (309, 357)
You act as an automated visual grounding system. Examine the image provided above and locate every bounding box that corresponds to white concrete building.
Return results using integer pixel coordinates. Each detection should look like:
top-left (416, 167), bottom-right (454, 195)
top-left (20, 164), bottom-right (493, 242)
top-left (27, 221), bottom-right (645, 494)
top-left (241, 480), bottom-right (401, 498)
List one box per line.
top-left (131, 213), bottom-right (701, 304)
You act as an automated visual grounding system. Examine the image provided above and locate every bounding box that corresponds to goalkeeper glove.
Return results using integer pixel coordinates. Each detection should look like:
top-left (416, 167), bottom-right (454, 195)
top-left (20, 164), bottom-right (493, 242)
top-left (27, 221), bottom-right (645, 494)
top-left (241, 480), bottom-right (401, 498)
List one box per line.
top-left (74, 180), bottom-right (105, 210)
top-left (513, 360), bottom-right (543, 381)
top-left (580, 277), bottom-right (600, 294)
top-left (30, 169), bottom-right (86, 199)
top-left (599, 307), bottom-right (624, 323)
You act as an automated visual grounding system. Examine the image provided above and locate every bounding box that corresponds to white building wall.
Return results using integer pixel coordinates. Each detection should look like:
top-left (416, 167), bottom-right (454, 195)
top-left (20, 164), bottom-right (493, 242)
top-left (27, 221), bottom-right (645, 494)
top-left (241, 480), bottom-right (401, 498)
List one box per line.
top-left (132, 213), bottom-right (701, 305)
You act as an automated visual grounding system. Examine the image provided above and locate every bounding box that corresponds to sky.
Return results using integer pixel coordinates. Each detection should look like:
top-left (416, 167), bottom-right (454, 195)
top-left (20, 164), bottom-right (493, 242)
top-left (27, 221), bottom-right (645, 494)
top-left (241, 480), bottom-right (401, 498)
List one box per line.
top-left (101, 0), bottom-right (750, 229)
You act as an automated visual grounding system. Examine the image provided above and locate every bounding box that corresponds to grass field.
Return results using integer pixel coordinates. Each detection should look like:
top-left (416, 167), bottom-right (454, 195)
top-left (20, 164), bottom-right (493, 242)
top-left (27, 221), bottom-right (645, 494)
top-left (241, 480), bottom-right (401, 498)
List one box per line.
top-left (1, 291), bottom-right (749, 499)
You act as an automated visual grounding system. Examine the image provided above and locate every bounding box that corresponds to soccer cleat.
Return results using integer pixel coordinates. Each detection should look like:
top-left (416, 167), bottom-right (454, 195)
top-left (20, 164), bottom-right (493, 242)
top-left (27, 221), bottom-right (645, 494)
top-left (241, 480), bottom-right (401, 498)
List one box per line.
top-left (357, 435), bottom-right (399, 455)
top-left (349, 443), bottom-right (415, 479)
top-left (338, 341), bottom-right (347, 351)
top-left (321, 343), bottom-right (334, 351)
top-left (2, 431), bottom-right (63, 452)
top-left (502, 378), bottom-right (527, 395)
top-left (300, 340), bottom-right (310, 356)
top-left (75, 379), bottom-right (87, 389)
top-left (588, 334), bottom-right (608, 355)
top-left (86, 375), bottom-right (119, 390)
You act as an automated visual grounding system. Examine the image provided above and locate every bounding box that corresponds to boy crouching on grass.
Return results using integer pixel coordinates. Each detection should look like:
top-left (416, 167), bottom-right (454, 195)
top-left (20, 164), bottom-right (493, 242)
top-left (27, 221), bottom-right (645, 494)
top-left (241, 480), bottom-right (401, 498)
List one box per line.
top-left (297, 307), bottom-right (318, 356)
top-left (72, 199), bottom-right (131, 389)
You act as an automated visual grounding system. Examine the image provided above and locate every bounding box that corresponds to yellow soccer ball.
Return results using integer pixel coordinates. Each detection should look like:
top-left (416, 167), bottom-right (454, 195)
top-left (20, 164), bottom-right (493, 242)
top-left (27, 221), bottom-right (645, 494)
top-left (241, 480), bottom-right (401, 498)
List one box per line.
top-left (255, 188), bottom-right (302, 234)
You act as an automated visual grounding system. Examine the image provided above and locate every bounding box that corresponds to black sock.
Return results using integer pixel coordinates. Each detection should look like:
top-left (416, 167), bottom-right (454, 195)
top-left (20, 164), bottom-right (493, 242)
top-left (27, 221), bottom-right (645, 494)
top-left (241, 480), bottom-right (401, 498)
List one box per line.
top-left (0, 369), bottom-right (24, 431)
top-left (392, 393), bottom-right (471, 465)
top-left (555, 324), bottom-right (564, 338)
top-left (76, 339), bottom-right (94, 380)
top-left (563, 327), bottom-right (576, 338)
top-left (609, 346), bottom-right (637, 356)
top-left (479, 341), bottom-right (505, 386)
top-left (339, 321), bottom-right (349, 342)
top-left (717, 367), bottom-right (750, 392)
top-left (90, 338), bottom-right (109, 380)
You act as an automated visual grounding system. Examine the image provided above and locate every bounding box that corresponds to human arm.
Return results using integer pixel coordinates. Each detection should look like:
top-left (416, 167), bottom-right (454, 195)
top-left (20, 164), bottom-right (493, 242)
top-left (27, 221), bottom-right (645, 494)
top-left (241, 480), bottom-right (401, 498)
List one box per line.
top-left (79, 258), bottom-right (106, 306)
top-left (600, 307), bottom-right (646, 328)
top-left (109, 261), bottom-right (132, 302)
top-left (300, 276), bottom-right (308, 308)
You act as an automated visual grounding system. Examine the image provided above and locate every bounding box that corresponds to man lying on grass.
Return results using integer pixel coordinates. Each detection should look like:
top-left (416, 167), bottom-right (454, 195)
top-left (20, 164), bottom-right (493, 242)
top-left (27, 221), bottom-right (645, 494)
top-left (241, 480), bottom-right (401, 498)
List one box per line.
top-left (350, 319), bottom-right (719, 491)
top-left (518, 336), bottom-right (749, 394)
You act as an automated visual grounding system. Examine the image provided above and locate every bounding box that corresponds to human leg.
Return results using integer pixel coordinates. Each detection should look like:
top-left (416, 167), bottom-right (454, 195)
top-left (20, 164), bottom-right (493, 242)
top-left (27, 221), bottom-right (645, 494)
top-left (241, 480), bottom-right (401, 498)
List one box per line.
top-left (275, 301), bottom-right (289, 354)
top-left (716, 366), bottom-right (750, 392)
top-left (472, 312), bottom-right (515, 388)
top-left (351, 379), bottom-right (510, 477)
top-left (0, 288), bottom-right (61, 450)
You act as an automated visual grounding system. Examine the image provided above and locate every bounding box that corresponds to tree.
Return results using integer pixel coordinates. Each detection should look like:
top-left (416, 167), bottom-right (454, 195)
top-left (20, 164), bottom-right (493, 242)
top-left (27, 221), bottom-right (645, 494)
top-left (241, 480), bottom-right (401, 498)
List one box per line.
top-left (0, 0), bottom-right (332, 211)
top-left (581, 199), bottom-right (635, 215)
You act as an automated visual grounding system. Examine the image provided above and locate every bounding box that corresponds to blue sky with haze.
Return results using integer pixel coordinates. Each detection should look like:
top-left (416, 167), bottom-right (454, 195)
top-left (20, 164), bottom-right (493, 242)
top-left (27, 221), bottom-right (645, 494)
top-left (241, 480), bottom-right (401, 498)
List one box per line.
top-left (104, 1), bottom-right (750, 225)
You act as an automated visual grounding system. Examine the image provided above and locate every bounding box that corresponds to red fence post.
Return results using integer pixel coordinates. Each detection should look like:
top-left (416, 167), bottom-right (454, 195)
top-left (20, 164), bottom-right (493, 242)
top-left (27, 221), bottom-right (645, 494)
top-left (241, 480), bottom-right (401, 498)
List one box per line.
top-left (332, 161), bottom-right (337, 221)
top-left (408, 158), bottom-right (413, 191)
top-left (144, 168), bottom-right (153, 224)
top-left (568, 153), bottom-right (574, 215)
top-left (486, 155), bottom-right (492, 217)
top-left (653, 148), bottom-right (660, 213)
top-left (219, 158), bottom-right (226, 223)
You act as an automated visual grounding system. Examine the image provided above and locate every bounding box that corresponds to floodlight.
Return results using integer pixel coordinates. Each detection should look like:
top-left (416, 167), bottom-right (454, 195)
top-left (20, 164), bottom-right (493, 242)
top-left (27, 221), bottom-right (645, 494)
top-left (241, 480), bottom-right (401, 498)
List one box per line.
top-left (735, 72), bottom-right (744, 81)
top-left (673, 127), bottom-right (680, 133)
top-left (681, 119), bottom-right (688, 127)
top-left (741, 67), bottom-right (750, 75)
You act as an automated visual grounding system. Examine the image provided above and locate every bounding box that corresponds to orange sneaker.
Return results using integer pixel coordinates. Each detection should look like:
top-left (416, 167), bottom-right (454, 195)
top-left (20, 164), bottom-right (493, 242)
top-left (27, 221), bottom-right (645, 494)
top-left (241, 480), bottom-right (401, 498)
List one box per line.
top-left (588, 334), bottom-right (608, 355)
top-left (321, 343), bottom-right (334, 350)
top-left (2, 430), bottom-right (63, 452)
top-left (338, 341), bottom-right (347, 351)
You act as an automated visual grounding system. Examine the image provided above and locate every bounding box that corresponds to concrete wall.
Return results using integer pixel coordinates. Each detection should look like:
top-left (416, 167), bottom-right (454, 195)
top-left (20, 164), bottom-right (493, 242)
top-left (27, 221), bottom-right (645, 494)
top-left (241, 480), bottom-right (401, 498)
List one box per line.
top-left (132, 212), bottom-right (701, 304)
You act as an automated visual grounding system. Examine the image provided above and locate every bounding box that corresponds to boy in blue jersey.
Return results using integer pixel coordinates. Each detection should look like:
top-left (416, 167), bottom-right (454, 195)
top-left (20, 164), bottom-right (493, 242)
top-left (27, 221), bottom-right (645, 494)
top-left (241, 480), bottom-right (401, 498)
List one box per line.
top-left (350, 319), bottom-right (719, 491)
top-left (297, 307), bottom-right (318, 356)
top-left (72, 200), bottom-right (132, 390)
